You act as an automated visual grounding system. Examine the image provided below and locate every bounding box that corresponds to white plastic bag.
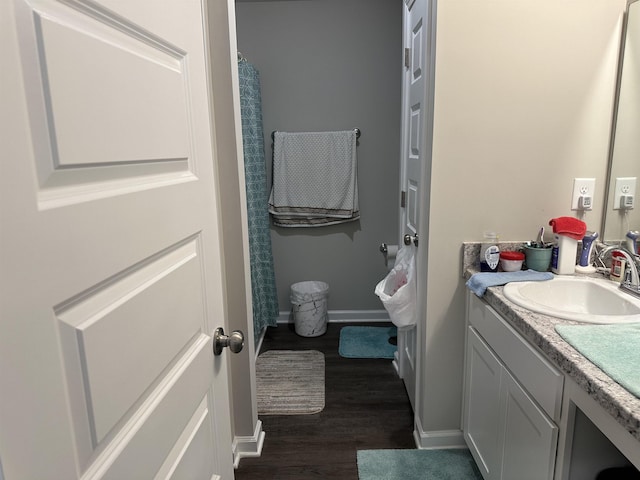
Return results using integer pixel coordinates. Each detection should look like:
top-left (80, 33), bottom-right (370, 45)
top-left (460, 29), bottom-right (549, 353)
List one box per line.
top-left (374, 244), bottom-right (417, 328)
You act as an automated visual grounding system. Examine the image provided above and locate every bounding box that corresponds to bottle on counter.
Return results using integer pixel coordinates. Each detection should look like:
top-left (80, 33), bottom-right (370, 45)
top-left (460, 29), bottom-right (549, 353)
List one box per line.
top-left (480, 232), bottom-right (500, 272)
top-left (550, 233), bottom-right (578, 275)
top-left (610, 251), bottom-right (626, 283)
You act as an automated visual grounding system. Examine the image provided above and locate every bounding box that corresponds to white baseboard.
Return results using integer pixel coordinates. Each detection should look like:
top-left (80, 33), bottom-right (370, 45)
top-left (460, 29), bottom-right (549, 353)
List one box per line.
top-left (233, 420), bottom-right (265, 469)
top-left (392, 350), bottom-right (400, 377)
top-left (413, 415), bottom-right (466, 450)
top-left (277, 309), bottom-right (390, 324)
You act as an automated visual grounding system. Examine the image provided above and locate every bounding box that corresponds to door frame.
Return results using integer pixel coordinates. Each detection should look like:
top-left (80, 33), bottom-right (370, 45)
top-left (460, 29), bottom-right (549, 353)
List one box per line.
top-left (203, 0), bottom-right (264, 466)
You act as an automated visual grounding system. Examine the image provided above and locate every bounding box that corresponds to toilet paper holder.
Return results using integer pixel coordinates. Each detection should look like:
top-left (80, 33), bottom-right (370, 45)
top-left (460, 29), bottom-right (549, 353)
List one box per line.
top-left (380, 235), bottom-right (418, 253)
top-left (379, 243), bottom-right (399, 269)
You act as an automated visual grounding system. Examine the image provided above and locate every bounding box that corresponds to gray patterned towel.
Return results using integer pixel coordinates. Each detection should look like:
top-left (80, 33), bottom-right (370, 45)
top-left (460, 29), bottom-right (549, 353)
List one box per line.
top-left (268, 130), bottom-right (359, 227)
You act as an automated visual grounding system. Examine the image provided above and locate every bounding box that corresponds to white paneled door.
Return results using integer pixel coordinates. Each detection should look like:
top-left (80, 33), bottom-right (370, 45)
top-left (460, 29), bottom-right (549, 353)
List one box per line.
top-left (398, 0), bottom-right (429, 411)
top-left (1, 1), bottom-right (234, 479)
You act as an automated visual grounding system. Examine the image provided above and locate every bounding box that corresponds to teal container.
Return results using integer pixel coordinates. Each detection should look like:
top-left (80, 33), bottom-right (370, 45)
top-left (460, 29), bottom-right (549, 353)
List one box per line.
top-left (524, 246), bottom-right (553, 272)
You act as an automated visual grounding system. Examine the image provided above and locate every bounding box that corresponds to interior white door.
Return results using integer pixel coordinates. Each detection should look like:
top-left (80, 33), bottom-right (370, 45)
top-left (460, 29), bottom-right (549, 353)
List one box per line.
top-left (398, 0), bottom-right (428, 411)
top-left (1, 1), bottom-right (235, 479)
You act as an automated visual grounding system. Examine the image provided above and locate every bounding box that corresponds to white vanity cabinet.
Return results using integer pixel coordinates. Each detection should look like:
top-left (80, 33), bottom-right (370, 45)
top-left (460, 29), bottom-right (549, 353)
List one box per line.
top-left (463, 292), bottom-right (565, 480)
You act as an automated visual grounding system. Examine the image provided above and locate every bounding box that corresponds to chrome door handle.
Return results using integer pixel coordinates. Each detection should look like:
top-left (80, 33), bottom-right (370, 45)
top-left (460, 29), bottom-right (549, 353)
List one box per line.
top-left (213, 327), bottom-right (245, 356)
top-left (404, 233), bottom-right (419, 246)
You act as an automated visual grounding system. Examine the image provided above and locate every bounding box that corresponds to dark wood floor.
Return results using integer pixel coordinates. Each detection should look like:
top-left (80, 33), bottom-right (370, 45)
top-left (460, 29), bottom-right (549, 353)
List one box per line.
top-left (234, 322), bottom-right (415, 480)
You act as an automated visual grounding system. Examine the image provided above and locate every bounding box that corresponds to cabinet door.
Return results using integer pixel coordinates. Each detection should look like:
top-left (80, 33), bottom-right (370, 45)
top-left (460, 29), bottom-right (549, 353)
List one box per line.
top-left (464, 327), bottom-right (503, 480)
top-left (500, 369), bottom-right (559, 480)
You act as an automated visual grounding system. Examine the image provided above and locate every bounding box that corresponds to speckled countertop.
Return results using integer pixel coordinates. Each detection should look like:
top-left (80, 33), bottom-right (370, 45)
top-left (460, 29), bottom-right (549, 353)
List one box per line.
top-left (479, 284), bottom-right (640, 443)
top-left (462, 243), bottom-right (640, 443)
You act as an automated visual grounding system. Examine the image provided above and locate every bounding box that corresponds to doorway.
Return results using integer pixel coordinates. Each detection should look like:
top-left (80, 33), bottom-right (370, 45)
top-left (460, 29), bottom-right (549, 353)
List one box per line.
top-left (235, 0), bottom-right (403, 319)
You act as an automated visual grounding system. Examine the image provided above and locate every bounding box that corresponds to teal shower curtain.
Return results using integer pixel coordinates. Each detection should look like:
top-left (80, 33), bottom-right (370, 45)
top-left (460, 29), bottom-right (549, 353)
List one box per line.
top-left (238, 57), bottom-right (279, 341)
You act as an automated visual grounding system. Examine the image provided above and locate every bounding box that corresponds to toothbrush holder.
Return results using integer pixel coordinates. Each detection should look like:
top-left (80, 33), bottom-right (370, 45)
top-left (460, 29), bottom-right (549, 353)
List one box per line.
top-left (524, 245), bottom-right (553, 272)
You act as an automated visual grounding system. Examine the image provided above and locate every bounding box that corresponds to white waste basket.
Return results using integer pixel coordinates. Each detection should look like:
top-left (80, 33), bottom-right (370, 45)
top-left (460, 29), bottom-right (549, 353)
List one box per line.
top-left (290, 281), bottom-right (329, 337)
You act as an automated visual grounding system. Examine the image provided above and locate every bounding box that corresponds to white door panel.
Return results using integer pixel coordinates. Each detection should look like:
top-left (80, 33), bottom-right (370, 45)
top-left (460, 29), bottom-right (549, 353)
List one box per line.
top-left (96, 336), bottom-right (213, 480)
top-left (156, 398), bottom-right (216, 480)
top-left (1, 0), bottom-right (234, 478)
top-left (406, 105), bottom-right (421, 236)
top-left (57, 239), bottom-right (205, 446)
top-left (32, 3), bottom-right (190, 167)
top-left (16, 0), bottom-right (198, 209)
top-left (398, 0), bottom-right (428, 411)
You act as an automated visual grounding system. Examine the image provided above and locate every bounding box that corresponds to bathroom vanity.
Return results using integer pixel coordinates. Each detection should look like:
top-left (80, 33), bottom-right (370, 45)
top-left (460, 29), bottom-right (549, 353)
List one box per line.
top-left (463, 283), bottom-right (640, 480)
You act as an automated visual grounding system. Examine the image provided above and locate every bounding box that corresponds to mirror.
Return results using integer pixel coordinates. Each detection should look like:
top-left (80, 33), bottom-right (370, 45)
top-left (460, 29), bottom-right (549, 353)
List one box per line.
top-left (603, 0), bottom-right (640, 242)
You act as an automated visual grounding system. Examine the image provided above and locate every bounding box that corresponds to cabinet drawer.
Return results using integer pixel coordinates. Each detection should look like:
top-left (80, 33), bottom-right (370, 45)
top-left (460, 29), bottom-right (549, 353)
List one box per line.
top-left (468, 294), bottom-right (564, 422)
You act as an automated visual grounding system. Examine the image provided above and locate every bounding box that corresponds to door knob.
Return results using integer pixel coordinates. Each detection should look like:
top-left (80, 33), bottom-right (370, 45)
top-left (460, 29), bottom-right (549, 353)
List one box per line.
top-left (213, 327), bottom-right (245, 356)
top-left (404, 233), bottom-right (419, 246)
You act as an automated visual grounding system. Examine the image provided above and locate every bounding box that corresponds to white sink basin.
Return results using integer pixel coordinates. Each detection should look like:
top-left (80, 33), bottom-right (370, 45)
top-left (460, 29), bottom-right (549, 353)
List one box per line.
top-left (503, 276), bottom-right (640, 323)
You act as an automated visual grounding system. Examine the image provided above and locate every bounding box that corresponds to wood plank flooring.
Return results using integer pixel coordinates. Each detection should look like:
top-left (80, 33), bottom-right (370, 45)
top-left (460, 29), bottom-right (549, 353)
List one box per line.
top-left (234, 322), bottom-right (415, 480)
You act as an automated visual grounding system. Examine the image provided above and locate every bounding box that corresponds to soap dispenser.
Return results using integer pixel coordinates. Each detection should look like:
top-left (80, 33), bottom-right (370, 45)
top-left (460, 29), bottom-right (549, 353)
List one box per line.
top-left (575, 231), bottom-right (598, 274)
top-left (480, 231), bottom-right (500, 272)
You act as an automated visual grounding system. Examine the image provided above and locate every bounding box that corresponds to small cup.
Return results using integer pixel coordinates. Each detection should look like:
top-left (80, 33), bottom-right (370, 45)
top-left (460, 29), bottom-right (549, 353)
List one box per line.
top-left (500, 251), bottom-right (525, 272)
top-left (524, 245), bottom-right (553, 272)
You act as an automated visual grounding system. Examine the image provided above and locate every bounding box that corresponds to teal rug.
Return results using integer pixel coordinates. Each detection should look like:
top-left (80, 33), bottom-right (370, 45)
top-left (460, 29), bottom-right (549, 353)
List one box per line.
top-left (339, 326), bottom-right (397, 359)
top-left (357, 448), bottom-right (482, 480)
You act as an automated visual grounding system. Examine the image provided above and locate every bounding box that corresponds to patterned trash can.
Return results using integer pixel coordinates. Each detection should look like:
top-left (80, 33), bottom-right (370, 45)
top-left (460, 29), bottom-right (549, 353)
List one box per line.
top-left (290, 281), bottom-right (329, 337)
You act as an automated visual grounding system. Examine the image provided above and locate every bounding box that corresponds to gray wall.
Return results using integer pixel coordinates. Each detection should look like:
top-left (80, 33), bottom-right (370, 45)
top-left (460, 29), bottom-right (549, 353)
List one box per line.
top-left (236, 0), bottom-right (402, 311)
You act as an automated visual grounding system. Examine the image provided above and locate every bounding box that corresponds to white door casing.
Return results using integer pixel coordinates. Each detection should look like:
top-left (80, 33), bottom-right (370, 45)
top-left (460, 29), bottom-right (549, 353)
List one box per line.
top-left (1, 0), bottom-right (234, 478)
top-left (398, 0), bottom-right (429, 412)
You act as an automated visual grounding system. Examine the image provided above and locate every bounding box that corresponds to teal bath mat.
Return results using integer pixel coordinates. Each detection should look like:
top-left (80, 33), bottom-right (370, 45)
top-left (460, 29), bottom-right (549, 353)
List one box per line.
top-left (357, 448), bottom-right (482, 480)
top-left (339, 326), bottom-right (397, 359)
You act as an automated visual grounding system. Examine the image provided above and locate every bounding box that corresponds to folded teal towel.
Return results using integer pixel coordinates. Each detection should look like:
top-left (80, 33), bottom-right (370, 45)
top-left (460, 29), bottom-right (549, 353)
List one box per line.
top-left (466, 269), bottom-right (554, 297)
top-left (555, 323), bottom-right (640, 399)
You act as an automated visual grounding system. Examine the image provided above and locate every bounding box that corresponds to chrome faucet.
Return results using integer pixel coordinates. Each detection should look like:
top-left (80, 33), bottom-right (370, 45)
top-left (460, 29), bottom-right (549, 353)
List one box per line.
top-left (596, 243), bottom-right (640, 297)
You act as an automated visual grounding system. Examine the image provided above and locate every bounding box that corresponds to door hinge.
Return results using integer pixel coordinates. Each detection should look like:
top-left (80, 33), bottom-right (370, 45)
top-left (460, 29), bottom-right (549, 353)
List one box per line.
top-left (404, 48), bottom-right (411, 68)
top-left (401, 190), bottom-right (406, 208)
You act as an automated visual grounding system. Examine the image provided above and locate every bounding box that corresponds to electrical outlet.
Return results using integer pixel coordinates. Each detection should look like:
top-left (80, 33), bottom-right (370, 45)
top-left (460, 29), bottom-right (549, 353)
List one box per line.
top-left (571, 178), bottom-right (596, 211)
top-left (613, 177), bottom-right (637, 210)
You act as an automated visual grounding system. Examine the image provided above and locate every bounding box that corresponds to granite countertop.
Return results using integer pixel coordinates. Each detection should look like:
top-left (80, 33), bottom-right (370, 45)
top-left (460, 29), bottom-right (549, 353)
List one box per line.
top-left (467, 272), bottom-right (640, 443)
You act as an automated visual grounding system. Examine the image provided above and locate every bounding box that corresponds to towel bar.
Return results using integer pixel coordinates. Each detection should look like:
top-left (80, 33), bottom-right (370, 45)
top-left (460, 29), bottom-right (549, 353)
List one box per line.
top-left (271, 128), bottom-right (361, 141)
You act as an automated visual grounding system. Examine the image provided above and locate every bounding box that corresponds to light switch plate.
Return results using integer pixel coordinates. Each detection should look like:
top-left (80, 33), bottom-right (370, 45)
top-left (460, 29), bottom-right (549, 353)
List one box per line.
top-left (613, 177), bottom-right (637, 210)
top-left (571, 178), bottom-right (596, 210)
